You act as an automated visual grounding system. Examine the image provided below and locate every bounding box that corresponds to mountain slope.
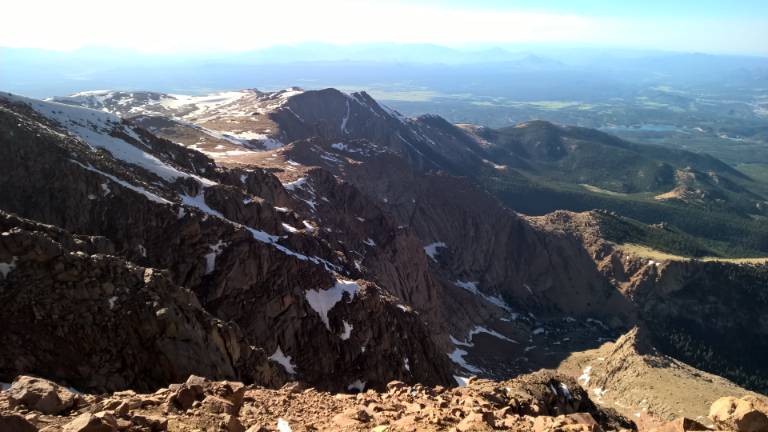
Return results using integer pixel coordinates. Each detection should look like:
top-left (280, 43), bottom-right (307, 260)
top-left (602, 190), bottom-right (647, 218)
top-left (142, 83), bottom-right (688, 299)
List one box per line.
top-left (11, 87), bottom-right (768, 419)
top-left (0, 92), bottom-right (456, 392)
top-left (459, 122), bottom-right (768, 256)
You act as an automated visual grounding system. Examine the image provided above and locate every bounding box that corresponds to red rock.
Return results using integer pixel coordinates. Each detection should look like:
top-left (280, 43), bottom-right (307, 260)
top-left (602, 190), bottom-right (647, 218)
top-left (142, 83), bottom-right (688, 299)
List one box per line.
top-left (201, 395), bottom-right (236, 415)
top-left (0, 413), bottom-right (37, 432)
top-left (62, 413), bottom-right (115, 432)
top-left (710, 396), bottom-right (768, 432)
top-left (7, 376), bottom-right (79, 415)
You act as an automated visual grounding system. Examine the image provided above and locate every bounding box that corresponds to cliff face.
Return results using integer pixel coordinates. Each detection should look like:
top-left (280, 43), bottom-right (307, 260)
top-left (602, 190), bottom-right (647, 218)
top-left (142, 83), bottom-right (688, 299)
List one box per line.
top-left (0, 94), bottom-right (455, 392)
top-left (0, 211), bottom-right (284, 392)
top-left (532, 211), bottom-right (768, 394)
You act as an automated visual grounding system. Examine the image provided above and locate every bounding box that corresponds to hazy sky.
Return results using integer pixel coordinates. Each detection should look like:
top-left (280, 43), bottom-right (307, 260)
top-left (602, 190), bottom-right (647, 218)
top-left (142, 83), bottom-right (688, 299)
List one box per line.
top-left (3, 0), bottom-right (767, 55)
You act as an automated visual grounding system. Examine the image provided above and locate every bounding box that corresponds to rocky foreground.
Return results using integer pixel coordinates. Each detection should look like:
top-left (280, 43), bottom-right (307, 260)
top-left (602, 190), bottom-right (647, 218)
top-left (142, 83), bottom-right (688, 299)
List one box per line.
top-left (2, 374), bottom-right (767, 432)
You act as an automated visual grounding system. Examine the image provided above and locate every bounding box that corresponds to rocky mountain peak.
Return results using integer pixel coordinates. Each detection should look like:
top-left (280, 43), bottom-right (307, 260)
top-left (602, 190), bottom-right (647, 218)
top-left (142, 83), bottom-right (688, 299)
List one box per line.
top-left (1, 85), bottom-right (767, 431)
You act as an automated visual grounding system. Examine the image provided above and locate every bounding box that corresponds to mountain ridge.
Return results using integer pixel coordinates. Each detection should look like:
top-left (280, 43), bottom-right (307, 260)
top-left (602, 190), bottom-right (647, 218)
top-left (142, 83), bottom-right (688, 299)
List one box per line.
top-left (1, 87), bottom-right (767, 430)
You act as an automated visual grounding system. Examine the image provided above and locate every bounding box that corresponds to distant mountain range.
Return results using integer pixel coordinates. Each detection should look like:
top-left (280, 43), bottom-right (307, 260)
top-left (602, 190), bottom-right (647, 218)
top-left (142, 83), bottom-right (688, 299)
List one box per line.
top-left (3, 44), bottom-right (767, 98)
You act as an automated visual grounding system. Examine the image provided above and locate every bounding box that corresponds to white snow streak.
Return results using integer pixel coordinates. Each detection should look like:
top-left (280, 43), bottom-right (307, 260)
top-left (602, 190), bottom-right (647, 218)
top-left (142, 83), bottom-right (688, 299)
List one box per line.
top-left (204, 240), bottom-right (226, 275)
top-left (340, 320), bottom-right (354, 340)
top-left (70, 160), bottom-right (172, 205)
top-left (448, 348), bottom-right (481, 373)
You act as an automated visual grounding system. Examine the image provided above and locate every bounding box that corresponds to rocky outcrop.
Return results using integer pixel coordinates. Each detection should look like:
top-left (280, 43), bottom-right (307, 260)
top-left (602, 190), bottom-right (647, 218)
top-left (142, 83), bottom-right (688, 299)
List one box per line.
top-left (533, 211), bottom-right (768, 395)
top-left (0, 373), bottom-right (634, 431)
top-left (285, 138), bottom-right (636, 326)
top-left (709, 396), bottom-right (768, 432)
top-left (0, 413), bottom-right (37, 432)
top-left (0, 212), bottom-right (283, 392)
top-left (272, 89), bottom-right (490, 174)
top-left (558, 326), bottom-right (761, 423)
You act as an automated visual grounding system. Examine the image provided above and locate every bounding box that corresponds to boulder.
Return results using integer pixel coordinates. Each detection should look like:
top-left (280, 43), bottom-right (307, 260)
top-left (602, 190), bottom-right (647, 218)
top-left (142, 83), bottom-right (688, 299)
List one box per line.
top-left (649, 417), bottom-right (709, 432)
top-left (332, 408), bottom-right (370, 427)
top-left (456, 412), bottom-right (495, 432)
top-left (185, 375), bottom-right (208, 396)
top-left (223, 414), bottom-right (245, 432)
top-left (533, 413), bottom-right (602, 432)
top-left (62, 413), bottom-right (116, 432)
top-left (129, 414), bottom-right (167, 431)
top-left (0, 413), bottom-right (38, 432)
top-left (169, 386), bottom-right (197, 410)
top-left (209, 381), bottom-right (246, 409)
top-left (7, 376), bottom-right (79, 415)
top-left (201, 395), bottom-right (236, 415)
top-left (710, 396), bottom-right (768, 432)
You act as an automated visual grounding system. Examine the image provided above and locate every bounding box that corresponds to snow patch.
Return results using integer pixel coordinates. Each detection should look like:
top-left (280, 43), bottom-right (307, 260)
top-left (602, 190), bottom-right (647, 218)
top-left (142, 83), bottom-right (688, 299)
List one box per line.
top-left (281, 223), bottom-right (300, 234)
top-left (70, 160), bottom-right (171, 205)
top-left (455, 280), bottom-right (515, 310)
top-left (277, 418), bottom-right (293, 432)
top-left (204, 240), bottom-right (227, 275)
top-left (347, 379), bottom-right (365, 392)
top-left (448, 348), bottom-right (481, 373)
top-left (454, 280), bottom-right (479, 294)
top-left (181, 192), bottom-right (225, 219)
top-left (7, 94), bottom-right (214, 185)
top-left (449, 335), bottom-right (473, 347)
top-left (423, 242), bottom-right (446, 261)
top-left (340, 320), bottom-right (354, 340)
top-left (180, 190), bottom-right (335, 269)
top-left (340, 99), bottom-right (351, 134)
top-left (268, 345), bottom-right (296, 375)
top-left (331, 142), bottom-right (350, 152)
top-left (304, 279), bottom-right (360, 332)
top-left (468, 326), bottom-right (518, 344)
top-left (578, 366), bottom-right (592, 385)
top-left (454, 376), bottom-right (470, 387)
top-left (451, 325), bottom-right (518, 347)
top-left (283, 177), bottom-right (308, 191)
top-left (0, 256), bottom-right (18, 279)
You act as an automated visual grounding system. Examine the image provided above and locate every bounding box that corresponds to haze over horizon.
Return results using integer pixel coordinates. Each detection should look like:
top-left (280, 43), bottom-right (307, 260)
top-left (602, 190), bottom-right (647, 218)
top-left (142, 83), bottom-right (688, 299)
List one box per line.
top-left (2, 0), bottom-right (768, 56)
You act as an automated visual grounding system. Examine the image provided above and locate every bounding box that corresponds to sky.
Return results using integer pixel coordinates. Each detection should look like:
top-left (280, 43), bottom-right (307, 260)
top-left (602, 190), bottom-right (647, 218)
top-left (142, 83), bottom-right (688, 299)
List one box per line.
top-left (2, 0), bottom-right (767, 55)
